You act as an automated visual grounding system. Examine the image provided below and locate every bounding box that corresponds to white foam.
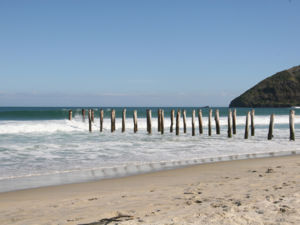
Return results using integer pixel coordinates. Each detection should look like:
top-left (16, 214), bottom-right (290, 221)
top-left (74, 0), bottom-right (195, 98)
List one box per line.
top-left (0, 114), bottom-right (299, 134)
top-left (0, 150), bottom-right (299, 192)
top-left (1, 115), bottom-right (300, 192)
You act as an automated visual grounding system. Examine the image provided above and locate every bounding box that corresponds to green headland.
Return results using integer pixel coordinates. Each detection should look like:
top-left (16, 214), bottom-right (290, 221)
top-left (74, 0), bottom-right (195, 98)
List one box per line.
top-left (230, 65), bottom-right (300, 107)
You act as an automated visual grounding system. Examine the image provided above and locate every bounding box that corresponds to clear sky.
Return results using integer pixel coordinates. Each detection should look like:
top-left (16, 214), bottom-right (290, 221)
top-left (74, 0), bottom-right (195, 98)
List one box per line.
top-left (0, 0), bottom-right (300, 107)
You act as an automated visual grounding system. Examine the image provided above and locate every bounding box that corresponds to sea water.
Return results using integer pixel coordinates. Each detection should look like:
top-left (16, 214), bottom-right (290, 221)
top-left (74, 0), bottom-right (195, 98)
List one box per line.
top-left (0, 107), bottom-right (299, 192)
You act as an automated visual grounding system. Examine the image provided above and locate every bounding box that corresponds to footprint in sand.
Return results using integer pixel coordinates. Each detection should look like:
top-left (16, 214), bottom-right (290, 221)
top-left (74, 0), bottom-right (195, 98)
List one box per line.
top-left (256, 210), bottom-right (264, 214)
top-left (265, 168), bottom-right (274, 173)
top-left (186, 200), bottom-right (193, 205)
top-left (279, 205), bottom-right (292, 213)
top-left (273, 186), bottom-right (283, 190)
top-left (265, 195), bottom-right (275, 202)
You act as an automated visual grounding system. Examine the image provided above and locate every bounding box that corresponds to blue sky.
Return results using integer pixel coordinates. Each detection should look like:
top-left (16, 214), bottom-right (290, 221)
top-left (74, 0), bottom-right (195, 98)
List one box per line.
top-left (0, 0), bottom-right (299, 106)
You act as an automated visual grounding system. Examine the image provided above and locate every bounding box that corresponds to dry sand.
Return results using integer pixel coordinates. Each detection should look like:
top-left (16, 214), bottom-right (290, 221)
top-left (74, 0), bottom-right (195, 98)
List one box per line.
top-left (0, 155), bottom-right (299, 225)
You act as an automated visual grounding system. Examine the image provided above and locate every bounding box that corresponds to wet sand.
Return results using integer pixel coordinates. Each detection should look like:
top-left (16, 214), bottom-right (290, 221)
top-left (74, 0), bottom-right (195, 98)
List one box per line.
top-left (0, 155), bottom-right (299, 225)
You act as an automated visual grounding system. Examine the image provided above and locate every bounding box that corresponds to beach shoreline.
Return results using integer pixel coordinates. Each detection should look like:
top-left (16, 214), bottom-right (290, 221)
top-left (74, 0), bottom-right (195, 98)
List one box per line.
top-left (0, 154), bottom-right (299, 224)
top-left (0, 149), bottom-right (299, 193)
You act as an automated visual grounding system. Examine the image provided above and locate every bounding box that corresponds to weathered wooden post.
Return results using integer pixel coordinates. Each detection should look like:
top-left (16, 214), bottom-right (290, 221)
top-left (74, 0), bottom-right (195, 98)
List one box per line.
top-left (268, 114), bottom-right (274, 140)
top-left (192, 109), bottom-right (195, 136)
top-left (251, 109), bottom-right (255, 136)
top-left (232, 108), bottom-right (237, 135)
top-left (111, 109), bottom-right (116, 132)
top-left (244, 111), bottom-right (250, 139)
top-left (161, 109), bottom-right (164, 134)
top-left (198, 109), bottom-right (203, 134)
top-left (122, 108), bottom-right (126, 133)
top-left (88, 109), bottom-right (92, 132)
top-left (91, 109), bottom-right (94, 123)
top-left (158, 109), bottom-right (161, 132)
top-left (68, 110), bottom-right (72, 120)
top-left (176, 110), bottom-right (180, 135)
top-left (183, 109), bottom-right (187, 133)
top-left (146, 109), bottom-right (151, 134)
top-left (208, 109), bottom-right (212, 136)
top-left (290, 110), bottom-right (295, 141)
top-left (133, 110), bottom-right (138, 133)
top-left (170, 109), bottom-right (175, 133)
top-left (215, 109), bottom-right (220, 134)
top-left (228, 109), bottom-right (232, 138)
top-left (100, 109), bottom-right (104, 132)
top-left (82, 109), bottom-right (85, 122)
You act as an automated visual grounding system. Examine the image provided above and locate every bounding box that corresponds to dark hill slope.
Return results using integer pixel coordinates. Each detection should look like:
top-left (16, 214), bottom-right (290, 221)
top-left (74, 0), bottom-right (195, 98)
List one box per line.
top-left (230, 65), bottom-right (300, 107)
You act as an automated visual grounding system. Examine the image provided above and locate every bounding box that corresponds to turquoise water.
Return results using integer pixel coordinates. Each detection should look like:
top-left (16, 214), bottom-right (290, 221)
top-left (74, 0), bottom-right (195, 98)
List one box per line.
top-left (0, 107), bottom-right (299, 192)
top-left (0, 107), bottom-right (298, 120)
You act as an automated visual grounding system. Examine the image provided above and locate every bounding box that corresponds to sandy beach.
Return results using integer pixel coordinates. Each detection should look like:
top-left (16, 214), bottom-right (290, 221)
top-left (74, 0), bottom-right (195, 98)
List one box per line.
top-left (0, 155), bottom-right (299, 225)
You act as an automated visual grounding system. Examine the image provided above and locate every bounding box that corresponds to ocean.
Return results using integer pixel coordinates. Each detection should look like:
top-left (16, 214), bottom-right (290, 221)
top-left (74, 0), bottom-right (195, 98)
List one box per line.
top-left (0, 107), bottom-right (299, 192)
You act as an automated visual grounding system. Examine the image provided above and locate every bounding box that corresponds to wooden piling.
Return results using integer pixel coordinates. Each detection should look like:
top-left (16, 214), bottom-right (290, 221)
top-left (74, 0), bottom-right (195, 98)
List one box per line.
top-left (192, 109), bottom-right (195, 136)
top-left (91, 109), bottom-right (94, 123)
top-left (183, 109), bottom-right (187, 133)
top-left (133, 110), bottom-right (138, 133)
top-left (215, 109), bottom-right (220, 134)
top-left (176, 110), bottom-right (181, 135)
top-left (68, 110), bottom-right (72, 120)
top-left (146, 109), bottom-right (151, 134)
top-left (100, 109), bottom-right (104, 132)
top-left (251, 109), bottom-right (255, 136)
top-left (244, 111), bottom-right (250, 139)
top-left (82, 109), bottom-right (85, 122)
top-left (232, 108), bottom-right (237, 135)
top-left (122, 108), bottom-right (126, 133)
top-left (161, 109), bottom-right (164, 135)
top-left (290, 110), bottom-right (295, 141)
top-left (111, 109), bottom-right (116, 132)
top-left (198, 109), bottom-right (203, 134)
top-left (228, 109), bottom-right (232, 138)
top-left (158, 109), bottom-right (161, 132)
top-left (208, 109), bottom-right (212, 136)
top-left (88, 109), bottom-right (92, 132)
top-left (268, 114), bottom-right (274, 140)
top-left (170, 109), bottom-right (175, 133)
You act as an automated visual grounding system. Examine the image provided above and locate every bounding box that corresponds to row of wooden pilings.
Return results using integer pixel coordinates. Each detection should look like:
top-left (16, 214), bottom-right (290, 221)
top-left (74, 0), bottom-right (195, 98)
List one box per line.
top-left (68, 109), bottom-right (296, 141)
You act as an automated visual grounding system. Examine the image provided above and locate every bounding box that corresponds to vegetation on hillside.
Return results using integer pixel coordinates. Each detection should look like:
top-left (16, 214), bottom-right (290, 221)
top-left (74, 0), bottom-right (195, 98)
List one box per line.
top-left (230, 65), bottom-right (300, 107)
